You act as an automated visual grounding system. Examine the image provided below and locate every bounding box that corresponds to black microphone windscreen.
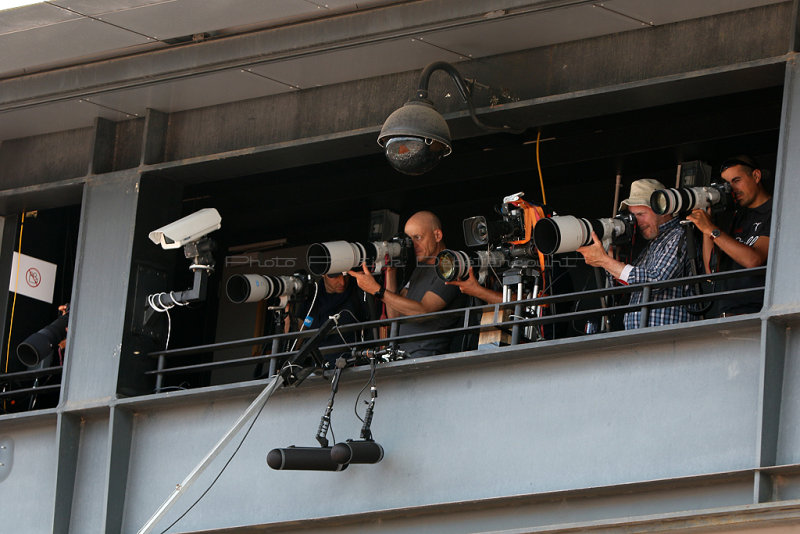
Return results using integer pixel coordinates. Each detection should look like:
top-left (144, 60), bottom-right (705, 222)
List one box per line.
top-left (267, 447), bottom-right (347, 471)
top-left (331, 441), bottom-right (384, 465)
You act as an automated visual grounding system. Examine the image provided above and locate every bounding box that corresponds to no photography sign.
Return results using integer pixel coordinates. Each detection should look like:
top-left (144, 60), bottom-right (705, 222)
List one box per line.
top-left (8, 252), bottom-right (57, 304)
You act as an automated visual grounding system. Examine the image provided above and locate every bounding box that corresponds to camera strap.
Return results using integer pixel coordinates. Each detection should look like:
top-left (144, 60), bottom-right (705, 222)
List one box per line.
top-left (506, 200), bottom-right (548, 295)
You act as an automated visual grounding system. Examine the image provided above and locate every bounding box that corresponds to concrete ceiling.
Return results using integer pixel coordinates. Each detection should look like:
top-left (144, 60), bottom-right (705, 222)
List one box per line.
top-left (0, 0), bottom-right (786, 142)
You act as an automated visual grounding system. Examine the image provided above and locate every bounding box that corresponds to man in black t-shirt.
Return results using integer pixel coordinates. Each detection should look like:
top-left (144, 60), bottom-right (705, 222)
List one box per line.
top-left (297, 273), bottom-right (370, 365)
top-left (348, 211), bottom-right (464, 357)
top-left (686, 155), bottom-right (772, 316)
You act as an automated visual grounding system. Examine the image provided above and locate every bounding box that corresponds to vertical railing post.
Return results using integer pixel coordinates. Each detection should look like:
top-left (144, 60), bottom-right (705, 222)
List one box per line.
top-left (639, 285), bottom-right (652, 328)
top-left (155, 354), bottom-right (165, 393)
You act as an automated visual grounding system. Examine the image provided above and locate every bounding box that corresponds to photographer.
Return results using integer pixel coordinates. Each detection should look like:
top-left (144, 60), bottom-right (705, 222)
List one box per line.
top-left (349, 210), bottom-right (464, 357)
top-left (577, 179), bottom-right (693, 329)
top-left (295, 273), bottom-right (370, 365)
top-left (685, 155), bottom-right (771, 316)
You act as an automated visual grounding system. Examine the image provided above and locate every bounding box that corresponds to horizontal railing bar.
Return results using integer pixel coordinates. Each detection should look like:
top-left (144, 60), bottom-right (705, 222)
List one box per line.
top-left (0, 383), bottom-right (60, 400)
top-left (149, 267), bottom-right (765, 358)
top-left (146, 286), bottom-right (764, 377)
top-left (0, 366), bottom-right (63, 380)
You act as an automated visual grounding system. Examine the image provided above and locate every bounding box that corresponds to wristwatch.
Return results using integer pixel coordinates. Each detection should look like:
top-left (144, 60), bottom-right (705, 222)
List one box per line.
top-left (373, 286), bottom-right (386, 300)
top-left (710, 228), bottom-right (721, 240)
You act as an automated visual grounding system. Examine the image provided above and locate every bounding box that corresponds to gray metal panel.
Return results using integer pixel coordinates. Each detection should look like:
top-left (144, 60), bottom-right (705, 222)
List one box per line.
top-left (122, 329), bottom-right (762, 531)
top-left (777, 318), bottom-right (800, 465)
top-left (0, 98), bottom-right (133, 142)
top-left (214, 480), bottom-right (757, 534)
top-left (418, 3), bottom-right (642, 59)
top-left (86, 69), bottom-right (292, 116)
top-left (306, 0), bottom-right (397, 9)
top-left (105, 408), bottom-right (134, 534)
top-left (0, 16), bottom-right (153, 76)
top-left (249, 38), bottom-right (466, 89)
top-left (0, 2), bottom-right (79, 35)
top-left (52, 413), bottom-right (82, 534)
top-left (61, 172), bottom-right (141, 406)
top-left (67, 415), bottom-right (111, 534)
top-left (0, 422), bottom-right (58, 534)
top-left (767, 45), bottom-right (800, 308)
top-left (607, 0), bottom-right (788, 26)
top-left (55, 0), bottom-right (182, 16)
top-left (96, 0), bottom-right (321, 41)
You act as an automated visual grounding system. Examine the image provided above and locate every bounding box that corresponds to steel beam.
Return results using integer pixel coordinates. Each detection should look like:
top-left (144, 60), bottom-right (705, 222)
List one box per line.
top-left (52, 412), bottom-right (81, 534)
top-left (89, 117), bottom-right (117, 176)
top-left (104, 407), bottom-right (134, 534)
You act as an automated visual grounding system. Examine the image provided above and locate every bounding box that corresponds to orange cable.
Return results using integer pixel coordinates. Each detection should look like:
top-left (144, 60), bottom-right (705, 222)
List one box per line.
top-left (5, 212), bottom-right (25, 374)
top-left (536, 129), bottom-right (547, 205)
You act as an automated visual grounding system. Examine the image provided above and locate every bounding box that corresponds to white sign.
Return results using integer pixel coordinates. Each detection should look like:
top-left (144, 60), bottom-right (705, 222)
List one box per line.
top-left (8, 252), bottom-right (57, 304)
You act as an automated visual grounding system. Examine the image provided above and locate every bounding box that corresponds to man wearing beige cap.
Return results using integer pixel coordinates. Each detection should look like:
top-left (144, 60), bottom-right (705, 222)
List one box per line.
top-left (577, 178), bottom-right (693, 329)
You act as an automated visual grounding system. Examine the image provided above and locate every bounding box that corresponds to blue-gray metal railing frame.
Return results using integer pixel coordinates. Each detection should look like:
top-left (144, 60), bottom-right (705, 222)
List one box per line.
top-left (143, 267), bottom-right (766, 382)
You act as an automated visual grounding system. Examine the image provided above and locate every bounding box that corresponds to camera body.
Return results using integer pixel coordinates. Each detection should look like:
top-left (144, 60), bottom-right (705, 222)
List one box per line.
top-left (443, 193), bottom-right (547, 285)
top-left (533, 212), bottom-right (637, 255)
top-left (462, 192), bottom-right (542, 248)
top-left (306, 236), bottom-right (412, 276)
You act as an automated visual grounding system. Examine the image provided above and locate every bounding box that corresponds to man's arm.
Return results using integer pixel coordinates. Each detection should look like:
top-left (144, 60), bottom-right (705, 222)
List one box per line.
top-left (382, 287), bottom-right (448, 316)
top-left (446, 268), bottom-right (503, 304)
top-left (577, 232), bottom-right (627, 280)
top-left (686, 209), bottom-right (769, 269)
top-left (349, 264), bottom-right (445, 317)
top-left (381, 267), bottom-right (405, 318)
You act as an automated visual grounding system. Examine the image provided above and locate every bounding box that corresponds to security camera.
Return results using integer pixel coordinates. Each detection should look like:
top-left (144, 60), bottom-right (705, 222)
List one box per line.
top-left (148, 208), bottom-right (221, 250)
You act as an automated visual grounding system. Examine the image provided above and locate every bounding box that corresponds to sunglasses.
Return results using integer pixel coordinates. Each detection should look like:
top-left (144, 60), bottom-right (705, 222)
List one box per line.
top-left (719, 158), bottom-right (757, 174)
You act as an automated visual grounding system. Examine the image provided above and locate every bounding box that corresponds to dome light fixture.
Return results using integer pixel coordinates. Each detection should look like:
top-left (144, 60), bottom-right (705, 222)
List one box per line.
top-left (377, 61), bottom-right (523, 175)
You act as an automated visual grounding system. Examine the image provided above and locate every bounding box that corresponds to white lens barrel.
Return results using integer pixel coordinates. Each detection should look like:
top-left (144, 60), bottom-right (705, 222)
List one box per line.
top-left (534, 216), bottom-right (592, 254)
top-left (226, 274), bottom-right (274, 303)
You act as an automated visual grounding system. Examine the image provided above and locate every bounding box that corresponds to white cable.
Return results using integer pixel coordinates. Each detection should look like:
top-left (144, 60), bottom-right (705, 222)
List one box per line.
top-left (147, 293), bottom-right (176, 350)
top-left (169, 292), bottom-right (189, 306)
top-left (137, 374), bottom-right (284, 534)
top-left (289, 279), bottom-right (320, 352)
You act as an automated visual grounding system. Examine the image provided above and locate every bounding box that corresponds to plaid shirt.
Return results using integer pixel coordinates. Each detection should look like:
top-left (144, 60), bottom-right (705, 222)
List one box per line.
top-left (621, 217), bottom-right (694, 330)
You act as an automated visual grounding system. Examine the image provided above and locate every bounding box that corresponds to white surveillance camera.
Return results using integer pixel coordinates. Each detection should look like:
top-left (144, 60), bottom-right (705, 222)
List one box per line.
top-left (149, 208), bottom-right (221, 250)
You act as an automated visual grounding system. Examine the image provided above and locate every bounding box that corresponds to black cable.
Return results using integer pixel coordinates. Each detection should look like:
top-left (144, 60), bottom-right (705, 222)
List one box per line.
top-left (336, 308), bottom-right (366, 343)
top-left (570, 276), bottom-right (594, 335)
top-left (353, 362), bottom-right (377, 423)
top-left (158, 388), bottom-right (270, 534)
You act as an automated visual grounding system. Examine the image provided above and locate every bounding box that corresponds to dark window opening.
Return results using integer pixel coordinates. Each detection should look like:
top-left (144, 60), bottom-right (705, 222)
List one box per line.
top-left (127, 85), bottom-right (783, 394)
top-left (0, 204), bottom-right (80, 412)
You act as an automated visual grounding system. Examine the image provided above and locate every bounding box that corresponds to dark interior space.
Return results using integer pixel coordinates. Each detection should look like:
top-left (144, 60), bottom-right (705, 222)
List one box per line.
top-left (1, 204), bottom-right (80, 412)
top-left (149, 85), bottom-right (783, 390)
top-left (183, 85), bottom-right (782, 252)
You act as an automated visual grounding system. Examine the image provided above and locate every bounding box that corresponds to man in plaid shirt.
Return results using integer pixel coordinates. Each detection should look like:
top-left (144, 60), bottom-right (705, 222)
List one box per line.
top-left (578, 179), bottom-right (693, 329)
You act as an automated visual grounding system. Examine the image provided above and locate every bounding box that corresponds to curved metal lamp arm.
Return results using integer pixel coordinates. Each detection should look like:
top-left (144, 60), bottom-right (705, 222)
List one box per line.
top-left (414, 61), bottom-right (524, 134)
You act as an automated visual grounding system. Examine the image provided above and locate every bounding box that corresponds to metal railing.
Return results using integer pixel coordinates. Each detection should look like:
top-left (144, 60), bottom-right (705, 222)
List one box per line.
top-left (143, 267), bottom-right (766, 391)
top-left (0, 365), bottom-right (63, 413)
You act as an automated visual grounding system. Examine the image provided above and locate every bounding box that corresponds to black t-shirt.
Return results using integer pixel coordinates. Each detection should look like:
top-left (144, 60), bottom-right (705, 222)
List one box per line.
top-left (397, 264), bottom-right (465, 358)
top-left (714, 198), bottom-right (771, 315)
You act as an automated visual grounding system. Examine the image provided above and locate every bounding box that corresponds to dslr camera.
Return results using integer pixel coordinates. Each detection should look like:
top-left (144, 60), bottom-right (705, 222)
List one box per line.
top-left (436, 192), bottom-right (546, 283)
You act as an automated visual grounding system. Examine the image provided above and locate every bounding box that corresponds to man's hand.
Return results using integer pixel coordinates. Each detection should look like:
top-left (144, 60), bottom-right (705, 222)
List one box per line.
top-left (577, 231), bottom-right (610, 267)
top-left (577, 231), bottom-right (626, 279)
top-left (685, 208), bottom-right (716, 236)
top-left (348, 263), bottom-right (382, 295)
top-left (447, 267), bottom-right (502, 304)
top-left (446, 267), bottom-right (481, 293)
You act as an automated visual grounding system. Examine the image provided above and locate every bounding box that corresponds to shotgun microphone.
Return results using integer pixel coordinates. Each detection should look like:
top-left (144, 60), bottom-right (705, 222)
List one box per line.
top-left (331, 440), bottom-right (384, 465)
top-left (267, 447), bottom-right (347, 471)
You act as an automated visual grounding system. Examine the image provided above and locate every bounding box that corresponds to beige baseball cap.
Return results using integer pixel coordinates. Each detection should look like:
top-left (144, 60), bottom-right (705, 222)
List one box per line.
top-left (619, 178), bottom-right (667, 210)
